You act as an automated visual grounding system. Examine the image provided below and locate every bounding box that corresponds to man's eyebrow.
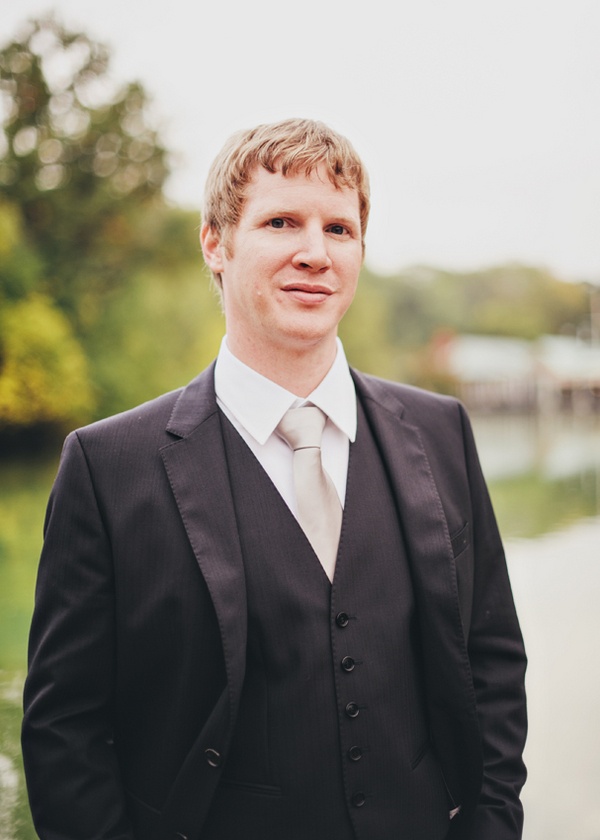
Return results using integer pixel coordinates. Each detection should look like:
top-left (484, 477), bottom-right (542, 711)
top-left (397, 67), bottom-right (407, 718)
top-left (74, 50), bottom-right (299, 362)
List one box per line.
top-left (328, 215), bottom-right (360, 227)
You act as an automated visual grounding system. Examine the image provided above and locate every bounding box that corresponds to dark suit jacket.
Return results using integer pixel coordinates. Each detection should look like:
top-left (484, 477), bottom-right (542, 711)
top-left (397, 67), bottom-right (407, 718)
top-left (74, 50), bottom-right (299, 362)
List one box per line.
top-left (22, 364), bottom-right (527, 840)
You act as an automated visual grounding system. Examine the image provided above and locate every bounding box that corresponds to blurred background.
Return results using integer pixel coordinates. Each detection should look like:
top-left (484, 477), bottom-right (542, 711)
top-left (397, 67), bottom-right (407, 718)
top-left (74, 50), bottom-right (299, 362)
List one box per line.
top-left (1, 2), bottom-right (599, 837)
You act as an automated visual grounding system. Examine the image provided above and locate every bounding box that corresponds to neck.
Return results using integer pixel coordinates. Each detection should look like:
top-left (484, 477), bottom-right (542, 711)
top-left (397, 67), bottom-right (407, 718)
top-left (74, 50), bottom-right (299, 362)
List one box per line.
top-left (226, 335), bottom-right (338, 397)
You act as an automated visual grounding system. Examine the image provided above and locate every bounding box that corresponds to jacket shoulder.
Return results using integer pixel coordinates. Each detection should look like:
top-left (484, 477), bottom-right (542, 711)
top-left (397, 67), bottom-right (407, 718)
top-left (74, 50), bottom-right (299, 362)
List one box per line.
top-left (352, 369), bottom-right (464, 423)
top-left (73, 387), bottom-right (183, 445)
top-left (69, 364), bottom-right (216, 454)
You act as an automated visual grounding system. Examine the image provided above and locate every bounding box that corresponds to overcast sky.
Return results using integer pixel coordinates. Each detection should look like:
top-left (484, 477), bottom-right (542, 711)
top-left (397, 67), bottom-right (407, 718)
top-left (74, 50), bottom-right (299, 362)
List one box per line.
top-left (3, 0), bottom-right (599, 281)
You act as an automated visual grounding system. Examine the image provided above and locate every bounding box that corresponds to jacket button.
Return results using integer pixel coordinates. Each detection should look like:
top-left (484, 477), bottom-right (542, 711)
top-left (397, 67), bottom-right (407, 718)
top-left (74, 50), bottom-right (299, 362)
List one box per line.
top-left (351, 791), bottom-right (366, 807)
top-left (336, 612), bottom-right (350, 628)
top-left (345, 701), bottom-right (360, 718)
top-left (348, 745), bottom-right (363, 761)
top-left (341, 656), bottom-right (355, 672)
top-left (204, 748), bottom-right (221, 767)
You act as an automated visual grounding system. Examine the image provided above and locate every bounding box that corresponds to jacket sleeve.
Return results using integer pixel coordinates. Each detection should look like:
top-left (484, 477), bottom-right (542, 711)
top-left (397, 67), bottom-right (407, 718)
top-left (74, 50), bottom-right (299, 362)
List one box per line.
top-left (459, 403), bottom-right (528, 840)
top-left (22, 431), bottom-right (135, 840)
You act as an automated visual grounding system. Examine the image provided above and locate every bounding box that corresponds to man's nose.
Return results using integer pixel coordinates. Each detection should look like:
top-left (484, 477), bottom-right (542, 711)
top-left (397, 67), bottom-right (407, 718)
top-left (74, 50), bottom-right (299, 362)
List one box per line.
top-left (292, 228), bottom-right (332, 272)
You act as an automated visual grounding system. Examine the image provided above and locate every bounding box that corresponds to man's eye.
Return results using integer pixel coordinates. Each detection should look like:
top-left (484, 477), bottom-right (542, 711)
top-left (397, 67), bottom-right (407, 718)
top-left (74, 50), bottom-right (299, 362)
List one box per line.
top-left (328, 224), bottom-right (347, 235)
top-left (269, 218), bottom-right (286, 229)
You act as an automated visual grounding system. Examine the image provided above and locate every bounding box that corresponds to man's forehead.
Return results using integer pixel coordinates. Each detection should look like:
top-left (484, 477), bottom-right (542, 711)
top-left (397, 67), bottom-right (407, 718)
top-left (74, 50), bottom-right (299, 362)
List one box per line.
top-left (243, 164), bottom-right (360, 209)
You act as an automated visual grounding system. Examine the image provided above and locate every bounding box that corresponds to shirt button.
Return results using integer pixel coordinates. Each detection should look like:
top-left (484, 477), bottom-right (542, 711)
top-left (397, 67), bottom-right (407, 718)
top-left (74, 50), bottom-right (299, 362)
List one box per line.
top-left (341, 656), bottom-right (355, 672)
top-left (345, 701), bottom-right (360, 718)
top-left (352, 791), bottom-right (366, 807)
top-left (348, 745), bottom-right (363, 761)
top-left (336, 612), bottom-right (350, 628)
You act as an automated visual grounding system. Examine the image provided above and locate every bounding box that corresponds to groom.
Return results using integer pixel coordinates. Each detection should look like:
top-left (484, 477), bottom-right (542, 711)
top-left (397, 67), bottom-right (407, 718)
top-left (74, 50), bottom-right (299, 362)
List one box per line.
top-left (23, 117), bottom-right (527, 840)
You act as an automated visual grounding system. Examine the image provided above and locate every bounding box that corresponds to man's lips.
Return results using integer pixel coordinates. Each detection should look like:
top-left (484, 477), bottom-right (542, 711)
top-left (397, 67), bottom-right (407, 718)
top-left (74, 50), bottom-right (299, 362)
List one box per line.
top-left (281, 283), bottom-right (334, 303)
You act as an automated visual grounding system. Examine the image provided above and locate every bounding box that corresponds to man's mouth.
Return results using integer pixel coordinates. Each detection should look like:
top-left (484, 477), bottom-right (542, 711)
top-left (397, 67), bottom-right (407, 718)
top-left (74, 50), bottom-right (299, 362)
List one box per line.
top-left (281, 283), bottom-right (333, 303)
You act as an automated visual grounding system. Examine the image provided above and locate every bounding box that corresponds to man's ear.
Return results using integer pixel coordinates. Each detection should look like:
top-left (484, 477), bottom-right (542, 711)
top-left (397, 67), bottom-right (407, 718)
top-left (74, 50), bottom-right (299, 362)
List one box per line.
top-left (200, 223), bottom-right (225, 273)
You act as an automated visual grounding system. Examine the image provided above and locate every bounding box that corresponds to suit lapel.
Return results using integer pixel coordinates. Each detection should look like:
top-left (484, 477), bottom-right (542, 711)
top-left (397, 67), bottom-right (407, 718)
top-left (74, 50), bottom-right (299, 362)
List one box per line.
top-left (160, 364), bottom-right (247, 719)
top-left (351, 370), bottom-right (474, 710)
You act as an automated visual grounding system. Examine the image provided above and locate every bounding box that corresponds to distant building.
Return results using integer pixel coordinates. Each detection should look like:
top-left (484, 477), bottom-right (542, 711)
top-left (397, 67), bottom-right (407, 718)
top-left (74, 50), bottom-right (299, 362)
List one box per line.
top-left (536, 335), bottom-right (600, 413)
top-left (434, 334), bottom-right (600, 413)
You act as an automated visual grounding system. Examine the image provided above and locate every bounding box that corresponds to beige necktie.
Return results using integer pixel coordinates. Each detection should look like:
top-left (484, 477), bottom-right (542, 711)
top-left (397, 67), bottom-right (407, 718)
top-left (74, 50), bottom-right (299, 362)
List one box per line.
top-left (277, 406), bottom-right (342, 580)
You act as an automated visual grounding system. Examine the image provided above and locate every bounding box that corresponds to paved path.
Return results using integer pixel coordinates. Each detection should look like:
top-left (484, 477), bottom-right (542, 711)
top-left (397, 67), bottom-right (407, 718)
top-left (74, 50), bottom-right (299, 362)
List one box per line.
top-left (506, 517), bottom-right (600, 839)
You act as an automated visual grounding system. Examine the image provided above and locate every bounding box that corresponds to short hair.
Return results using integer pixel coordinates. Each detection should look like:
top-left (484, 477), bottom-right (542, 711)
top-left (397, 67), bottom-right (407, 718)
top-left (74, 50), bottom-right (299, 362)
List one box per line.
top-left (202, 118), bottom-right (370, 282)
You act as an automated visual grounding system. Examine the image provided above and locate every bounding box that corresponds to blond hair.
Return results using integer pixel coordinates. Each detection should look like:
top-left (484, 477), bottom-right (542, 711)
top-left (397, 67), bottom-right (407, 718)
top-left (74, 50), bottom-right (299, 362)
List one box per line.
top-left (202, 118), bottom-right (370, 284)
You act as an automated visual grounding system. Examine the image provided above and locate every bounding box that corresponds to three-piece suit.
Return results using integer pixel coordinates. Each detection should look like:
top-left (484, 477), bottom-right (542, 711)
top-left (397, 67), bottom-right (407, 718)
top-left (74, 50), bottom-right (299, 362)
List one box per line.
top-left (22, 363), bottom-right (527, 840)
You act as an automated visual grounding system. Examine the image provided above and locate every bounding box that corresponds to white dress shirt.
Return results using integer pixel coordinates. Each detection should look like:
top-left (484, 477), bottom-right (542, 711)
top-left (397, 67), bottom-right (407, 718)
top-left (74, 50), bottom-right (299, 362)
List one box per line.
top-left (214, 337), bottom-right (357, 518)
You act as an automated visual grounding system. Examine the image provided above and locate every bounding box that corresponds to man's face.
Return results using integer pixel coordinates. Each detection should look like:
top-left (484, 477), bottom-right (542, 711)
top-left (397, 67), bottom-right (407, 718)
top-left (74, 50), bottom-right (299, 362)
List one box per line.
top-left (202, 164), bottom-right (363, 367)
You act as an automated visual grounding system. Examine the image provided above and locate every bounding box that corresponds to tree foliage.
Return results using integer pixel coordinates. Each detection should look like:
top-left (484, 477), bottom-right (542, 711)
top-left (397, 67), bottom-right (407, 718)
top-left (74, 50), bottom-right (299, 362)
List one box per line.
top-left (0, 291), bottom-right (93, 426)
top-left (0, 15), bottom-right (170, 318)
top-left (0, 16), bottom-right (221, 442)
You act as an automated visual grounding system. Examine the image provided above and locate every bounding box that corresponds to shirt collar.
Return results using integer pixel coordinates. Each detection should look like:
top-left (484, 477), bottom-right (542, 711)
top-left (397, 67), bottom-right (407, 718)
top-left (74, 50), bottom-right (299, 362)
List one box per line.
top-left (214, 336), bottom-right (357, 445)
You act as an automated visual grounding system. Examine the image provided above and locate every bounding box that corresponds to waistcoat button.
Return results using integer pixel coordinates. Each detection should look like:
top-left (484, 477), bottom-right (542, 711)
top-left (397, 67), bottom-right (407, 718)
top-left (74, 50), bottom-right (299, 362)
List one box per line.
top-left (336, 612), bottom-right (350, 627)
top-left (352, 791), bottom-right (366, 807)
top-left (341, 656), bottom-right (355, 672)
top-left (348, 745), bottom-right (363, 761)
top-left (204, 748), bottom-right (221, 767)
top-left (345, 701), bottom-right (360, 718)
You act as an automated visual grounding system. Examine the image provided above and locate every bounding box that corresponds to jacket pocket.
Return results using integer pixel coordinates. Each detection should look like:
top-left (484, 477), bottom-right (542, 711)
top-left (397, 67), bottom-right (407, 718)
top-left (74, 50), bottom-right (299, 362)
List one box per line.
top-left (450, 521), bottom-right (470, 559)
top-left (450, 521), bottom-right (474, 638)
top-left (219, 778), bottom-right (282, 797)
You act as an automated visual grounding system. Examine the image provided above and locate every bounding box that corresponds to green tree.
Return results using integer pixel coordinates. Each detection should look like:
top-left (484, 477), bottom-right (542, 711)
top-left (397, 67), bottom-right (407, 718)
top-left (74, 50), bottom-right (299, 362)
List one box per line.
top-left (0, 15), bottom-right (169, 322)
top-left (0, 292), bottom-right (93, 429)
top-left (0, 199), bottom-right (94, 435)
top-left (0, 17), bottom-right (220, 442)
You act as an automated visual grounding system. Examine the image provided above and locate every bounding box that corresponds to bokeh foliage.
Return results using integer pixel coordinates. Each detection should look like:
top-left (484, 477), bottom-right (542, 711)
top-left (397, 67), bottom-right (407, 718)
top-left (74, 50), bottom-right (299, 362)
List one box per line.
top-left (340, 263), bottom-right (590, 389)
top-left (0, 15), bottom-right (168, 314)
top-left (0, 16), bottom-right (223, 442)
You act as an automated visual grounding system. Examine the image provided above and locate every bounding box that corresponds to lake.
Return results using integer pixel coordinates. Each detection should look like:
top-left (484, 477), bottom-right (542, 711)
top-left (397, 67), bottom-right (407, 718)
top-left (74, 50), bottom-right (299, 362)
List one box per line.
top-left (1, 413), bottom-right (599, 838)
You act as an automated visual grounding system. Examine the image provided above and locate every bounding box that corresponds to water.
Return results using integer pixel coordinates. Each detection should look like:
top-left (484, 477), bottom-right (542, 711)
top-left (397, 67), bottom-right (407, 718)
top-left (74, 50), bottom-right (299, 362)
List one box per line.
top-left (1, 415), bottom-right (599, 838)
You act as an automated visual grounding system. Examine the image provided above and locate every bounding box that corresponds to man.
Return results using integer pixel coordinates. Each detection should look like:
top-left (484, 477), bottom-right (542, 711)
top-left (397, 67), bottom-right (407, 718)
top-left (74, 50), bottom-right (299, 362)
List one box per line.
top-left (22, 118), bottom-right (527, 840)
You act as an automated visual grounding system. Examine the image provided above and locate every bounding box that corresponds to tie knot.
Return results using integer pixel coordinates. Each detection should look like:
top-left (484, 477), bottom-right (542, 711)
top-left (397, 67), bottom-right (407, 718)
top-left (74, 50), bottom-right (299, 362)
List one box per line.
top-left (277, 406), bottom-right (327, 451)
